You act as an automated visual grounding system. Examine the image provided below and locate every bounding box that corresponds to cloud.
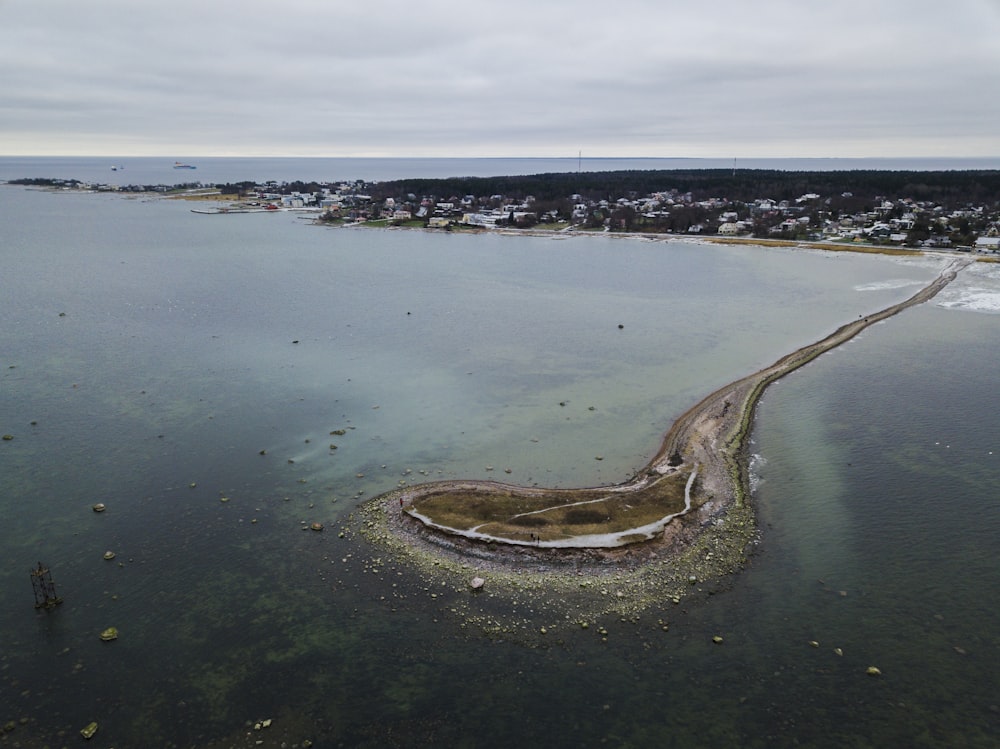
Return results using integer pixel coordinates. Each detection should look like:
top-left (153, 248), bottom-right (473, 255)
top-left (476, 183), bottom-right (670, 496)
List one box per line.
top-left (1, 0), bottom-right (998, 156)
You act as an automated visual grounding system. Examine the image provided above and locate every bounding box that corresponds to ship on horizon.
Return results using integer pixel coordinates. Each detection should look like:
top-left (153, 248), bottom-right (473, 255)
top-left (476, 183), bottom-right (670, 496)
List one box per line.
top-left (173, 161), bottom-right (197, 169)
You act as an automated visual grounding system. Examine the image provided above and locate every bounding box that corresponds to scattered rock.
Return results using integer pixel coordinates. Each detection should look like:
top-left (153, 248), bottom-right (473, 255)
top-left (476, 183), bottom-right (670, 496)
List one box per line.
top-left (92, 503), bottom-right (106, 513)
top-left (866, 666), bottom-right (882, 677)
top-left (712, 636), bottom-right (724, 644)
top-left (469, 576), bottom-right (485, 590)
top-left (103, 551), bottom-right (116, 561)
top-left (80, 721), bottom-right (98, 739)
top-left (99, 627), bottom-right (118, 642)
top-left (310, 522), bottom-right (324, 532)
top-left (1, 434), bottom-right (12, 441)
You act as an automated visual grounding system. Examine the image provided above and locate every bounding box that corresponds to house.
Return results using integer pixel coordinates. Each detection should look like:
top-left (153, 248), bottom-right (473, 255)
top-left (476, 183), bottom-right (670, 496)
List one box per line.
top-left (718, 222), bottom-right (741, 236)
top-left (975, 236), bottom-right (1000, 252)
top-left (462, 212), bottom-right (499, 227)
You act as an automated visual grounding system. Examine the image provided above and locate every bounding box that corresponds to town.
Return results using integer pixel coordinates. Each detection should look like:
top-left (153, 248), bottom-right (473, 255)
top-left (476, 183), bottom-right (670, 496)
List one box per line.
top-left (11, 169), bottom-right (1000, 253)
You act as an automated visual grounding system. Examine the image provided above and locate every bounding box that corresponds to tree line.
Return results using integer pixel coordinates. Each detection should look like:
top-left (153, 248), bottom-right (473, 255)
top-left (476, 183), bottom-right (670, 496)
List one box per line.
top-left (366, 169), bottom-right (1000, 207)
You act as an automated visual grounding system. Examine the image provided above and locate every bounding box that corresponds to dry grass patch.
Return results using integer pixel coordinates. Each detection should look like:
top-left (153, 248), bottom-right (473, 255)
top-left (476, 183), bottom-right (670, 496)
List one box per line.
top-left (169, 191), bottom-right (241, 201)
top-left (410, 470), bottom-right (689, 544)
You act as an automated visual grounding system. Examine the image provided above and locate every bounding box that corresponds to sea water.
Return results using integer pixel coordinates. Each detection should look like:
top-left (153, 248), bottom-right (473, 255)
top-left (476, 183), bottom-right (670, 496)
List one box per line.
top-left (1, 184), bottom-right (997, 747)
top-left (4, 155), bottom-right (1000, 187)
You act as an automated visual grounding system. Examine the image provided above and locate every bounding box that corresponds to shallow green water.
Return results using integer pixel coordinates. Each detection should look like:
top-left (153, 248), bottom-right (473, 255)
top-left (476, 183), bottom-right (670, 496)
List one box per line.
top-left (1, 186), bottom-right (996, 747)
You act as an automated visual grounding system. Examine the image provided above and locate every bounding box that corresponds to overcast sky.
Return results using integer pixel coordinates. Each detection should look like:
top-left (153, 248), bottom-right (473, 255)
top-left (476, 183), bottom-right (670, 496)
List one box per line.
top-left (2, 0), bottom-right (999, 158)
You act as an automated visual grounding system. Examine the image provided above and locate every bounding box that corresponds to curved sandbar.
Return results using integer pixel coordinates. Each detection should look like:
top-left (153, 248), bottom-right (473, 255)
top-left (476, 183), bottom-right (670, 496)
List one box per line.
top-left (381, 257), bottom-right (970, 556)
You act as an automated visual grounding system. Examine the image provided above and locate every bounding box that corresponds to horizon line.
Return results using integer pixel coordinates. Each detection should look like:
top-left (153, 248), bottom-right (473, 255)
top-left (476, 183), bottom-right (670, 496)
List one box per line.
top-left (3, 153), bottom-right (1000, 161)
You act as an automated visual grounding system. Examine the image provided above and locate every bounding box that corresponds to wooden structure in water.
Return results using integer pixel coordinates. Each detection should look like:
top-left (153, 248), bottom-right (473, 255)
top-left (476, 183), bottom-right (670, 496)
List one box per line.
top-left (30, 562), bottom-right (62, 608)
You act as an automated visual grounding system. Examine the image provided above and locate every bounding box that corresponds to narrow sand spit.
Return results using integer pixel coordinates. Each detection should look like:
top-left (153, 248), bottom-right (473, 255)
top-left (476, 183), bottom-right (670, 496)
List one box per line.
top-left (373, 257), bottom-right (970, 570)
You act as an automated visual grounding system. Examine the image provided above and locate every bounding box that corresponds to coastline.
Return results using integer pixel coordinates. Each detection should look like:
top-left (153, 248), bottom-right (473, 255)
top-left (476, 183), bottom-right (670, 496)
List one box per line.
top-left (360, 255), bottom-right (969, 617)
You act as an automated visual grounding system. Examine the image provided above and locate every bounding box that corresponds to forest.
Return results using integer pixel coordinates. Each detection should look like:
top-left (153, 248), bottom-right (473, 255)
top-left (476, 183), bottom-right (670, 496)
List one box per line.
top-left (364, 169), bottom-right (1000, 206)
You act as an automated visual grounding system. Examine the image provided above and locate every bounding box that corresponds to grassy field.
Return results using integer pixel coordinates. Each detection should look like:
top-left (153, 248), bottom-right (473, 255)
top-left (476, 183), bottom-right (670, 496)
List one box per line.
top-left (410, 471), bottom-right (689, 544)
top-left (168, 190), bottom-right (241, 201)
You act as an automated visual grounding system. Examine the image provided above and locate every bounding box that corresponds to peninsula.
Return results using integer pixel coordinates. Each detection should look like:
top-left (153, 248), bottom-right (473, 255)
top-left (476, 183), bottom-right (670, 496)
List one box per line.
top-left (374, 257), bottom-right (970, 575)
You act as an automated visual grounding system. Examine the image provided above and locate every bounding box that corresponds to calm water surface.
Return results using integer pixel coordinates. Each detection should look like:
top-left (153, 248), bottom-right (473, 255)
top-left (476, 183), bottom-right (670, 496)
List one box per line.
top-left (4, 155), bottom-right (1000, 186)
top-left (1, 185), bottom-right (997, 747)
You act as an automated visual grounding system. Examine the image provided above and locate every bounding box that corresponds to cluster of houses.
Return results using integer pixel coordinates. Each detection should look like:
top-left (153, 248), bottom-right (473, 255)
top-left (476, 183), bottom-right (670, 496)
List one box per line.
top-left (300, 181), bottom-right (1000, 253)
top-left (47, 175), bottom-right (1000, 253)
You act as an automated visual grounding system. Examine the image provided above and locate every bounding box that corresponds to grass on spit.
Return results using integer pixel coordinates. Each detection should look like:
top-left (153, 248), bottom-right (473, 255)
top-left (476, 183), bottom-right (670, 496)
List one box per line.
top-left (169, 191), bottom-right (241, 201)
top-left (410, 470), bottom-right (690, 544)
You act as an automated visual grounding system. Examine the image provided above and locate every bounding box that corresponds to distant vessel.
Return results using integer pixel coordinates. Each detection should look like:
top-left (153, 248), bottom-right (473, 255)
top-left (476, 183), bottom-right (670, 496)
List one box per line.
top-left (173, 162), bottom-right (197, 170)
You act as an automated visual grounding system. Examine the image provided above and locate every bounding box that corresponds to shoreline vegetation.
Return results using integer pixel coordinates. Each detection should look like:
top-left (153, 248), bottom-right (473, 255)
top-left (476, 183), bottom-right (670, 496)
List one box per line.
top-left (9, 167), bottom-right (1000, 253)
top-left (358, 257), bottom-right (970, 619)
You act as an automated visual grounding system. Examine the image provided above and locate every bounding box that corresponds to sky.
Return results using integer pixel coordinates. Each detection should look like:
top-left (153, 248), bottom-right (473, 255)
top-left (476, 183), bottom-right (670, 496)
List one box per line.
top-left (2, 0), bottom-right (999, 158)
